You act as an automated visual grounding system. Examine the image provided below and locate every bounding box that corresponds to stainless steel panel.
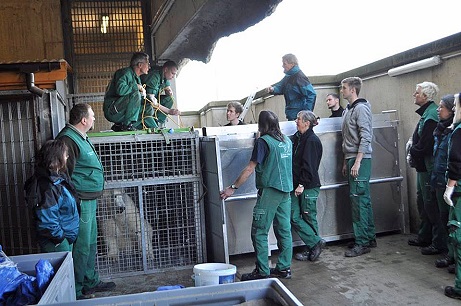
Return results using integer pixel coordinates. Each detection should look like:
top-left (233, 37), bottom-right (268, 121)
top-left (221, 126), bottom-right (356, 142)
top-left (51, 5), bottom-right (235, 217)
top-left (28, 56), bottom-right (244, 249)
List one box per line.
top-left (201, 113), bottom-right (404, 261)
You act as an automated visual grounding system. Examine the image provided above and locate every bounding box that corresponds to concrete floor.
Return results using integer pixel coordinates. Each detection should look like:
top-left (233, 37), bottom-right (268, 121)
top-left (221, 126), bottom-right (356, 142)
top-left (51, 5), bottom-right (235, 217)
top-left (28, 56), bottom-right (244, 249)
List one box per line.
top-left (94, 233), bottom-right (460, 305)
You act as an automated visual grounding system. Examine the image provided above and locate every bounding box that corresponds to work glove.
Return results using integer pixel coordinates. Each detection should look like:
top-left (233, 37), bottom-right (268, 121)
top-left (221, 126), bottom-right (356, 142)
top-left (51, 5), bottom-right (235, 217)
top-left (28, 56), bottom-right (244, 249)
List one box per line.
top-left (405, 138), bottom-right (413, 166)
top-left (148, 94), bottom-right (158, 106)
top-left (444, 185), bottom-right (455, 207)
top-left (405, 137), bottom-right (413, 154)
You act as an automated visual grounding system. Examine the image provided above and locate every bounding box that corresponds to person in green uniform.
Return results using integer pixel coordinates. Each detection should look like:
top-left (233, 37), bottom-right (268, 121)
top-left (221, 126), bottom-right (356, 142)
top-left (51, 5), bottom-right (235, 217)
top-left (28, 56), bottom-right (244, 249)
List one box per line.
top-left (443, 92), bottom-right (461, 300)
top-left (103, 52), bottom-right (150, 131)
top-left (57, 103), bottom-right (114, 300)
top-left (135, 60), bottom-right (181, 129)
top-left (220, 110), bottom-right (293, 281)
top-left (431, 95), bottom-right (455, 271)
top-left (290, 110), bottom-right (325, 262)
top-left (407, 82), bottom-right (446, 256)
top-left (340, 77), bottom-right (376, 257)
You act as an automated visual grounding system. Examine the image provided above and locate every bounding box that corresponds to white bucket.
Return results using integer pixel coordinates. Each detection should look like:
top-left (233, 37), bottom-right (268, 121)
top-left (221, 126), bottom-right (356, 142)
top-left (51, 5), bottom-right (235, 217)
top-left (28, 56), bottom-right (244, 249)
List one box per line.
top-left (192, 263), bottom-right (236, 287)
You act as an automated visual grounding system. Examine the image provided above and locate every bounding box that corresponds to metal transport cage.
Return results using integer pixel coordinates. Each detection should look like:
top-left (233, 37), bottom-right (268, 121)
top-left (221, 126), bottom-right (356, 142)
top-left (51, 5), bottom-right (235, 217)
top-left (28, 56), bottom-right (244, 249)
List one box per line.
top-left (90, 131), bottom-right (206, 277)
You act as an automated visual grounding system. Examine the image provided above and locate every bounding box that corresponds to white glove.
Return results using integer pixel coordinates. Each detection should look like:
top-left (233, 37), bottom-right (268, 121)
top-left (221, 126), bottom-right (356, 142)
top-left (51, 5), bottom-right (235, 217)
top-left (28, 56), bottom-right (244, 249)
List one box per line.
top-left (140, 87), bottom-right (146, 99)
top-left (405, 138), bottom-right (412, 155)
top-left (444, 186), bottom-right (455, 207)
top-left (406, 153), bottom-right (412, 165)
top-left (148, 94), bottom-right (158, 106)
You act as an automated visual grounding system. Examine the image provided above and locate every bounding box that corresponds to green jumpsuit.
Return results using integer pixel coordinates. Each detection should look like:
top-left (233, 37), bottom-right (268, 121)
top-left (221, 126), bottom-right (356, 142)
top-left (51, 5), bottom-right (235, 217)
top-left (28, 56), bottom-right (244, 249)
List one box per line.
top-left (103, 67), bottom-right (142, 126)
top-left (447, 123), bottom-right (461, 294)
top-left (253, 134), bottom-right (293, 276)
top-left (136, 69), bottom-right (174, 129)
top-left (57, 124), bottom-right (104, 299)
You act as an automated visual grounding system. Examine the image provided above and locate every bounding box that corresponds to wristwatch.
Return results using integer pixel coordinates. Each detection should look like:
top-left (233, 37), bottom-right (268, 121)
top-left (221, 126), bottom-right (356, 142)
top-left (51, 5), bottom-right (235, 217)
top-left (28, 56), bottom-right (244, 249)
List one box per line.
top-left (230, 184), bottom-right (238, 189)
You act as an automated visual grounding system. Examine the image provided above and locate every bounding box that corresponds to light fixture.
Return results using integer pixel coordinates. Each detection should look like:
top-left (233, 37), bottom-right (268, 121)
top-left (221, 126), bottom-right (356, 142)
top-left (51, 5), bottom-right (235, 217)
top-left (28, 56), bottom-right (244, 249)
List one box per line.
top-left (100, 15), bottom-right (109, 34)
top-left (387, 55), bottom-right (442, 77)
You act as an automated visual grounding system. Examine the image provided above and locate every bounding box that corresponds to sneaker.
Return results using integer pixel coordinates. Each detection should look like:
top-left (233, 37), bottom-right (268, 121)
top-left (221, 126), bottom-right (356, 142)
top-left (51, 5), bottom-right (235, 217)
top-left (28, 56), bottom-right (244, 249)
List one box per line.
top-left (408, 237), bottom-right (430, 247)
top-left (294, 250), bottom-right (310, 261)
top-left (269, 267), bottom-right (292, 279)
top-left (421, 245), bottom-right (443, 255)
top-left (309, 239), bottom-right (326, 261)
top-left (435, 255), bottom-right (455, 268)
top-left (448, 264), bottom-right (456, 274)
top-left (83, 281), bottom-right (116, 295)
top-left (345, 244), bottom-right (370, 257)
top-left (240, 268), bottom-right (268, 281)
top-left (445, 286), bottom-right (461, 300)
top-left (347, 239), bottom-right (377, 249)
top-left (368, 239), bottom-right (377, 248)
top-left (111, 123), bottom-right (124, 132)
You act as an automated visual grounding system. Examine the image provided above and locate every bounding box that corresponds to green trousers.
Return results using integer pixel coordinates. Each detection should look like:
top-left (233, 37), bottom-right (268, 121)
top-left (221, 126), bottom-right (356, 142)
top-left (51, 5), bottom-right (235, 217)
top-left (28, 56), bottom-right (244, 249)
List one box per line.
top-left (134, 95), bottom-right (173, 129)
top-left (416, 171), bottom-right (433, 245)
top-left (104, 91), bottom-right (142, 126)
top-left (433, 189), bottom-right (449, 252)
top-left (290, 187), bottom-right (321, 249)
top-left (73, 199), bottom-right (99, 298)
top-left (347, 158), bottom-right (376, 246)
top-left (40, 238), bottom-right (73, 253)
top-left (251, 187), bottom-right (292, 276)
top-left (448, 196), bottom-right (461, 293)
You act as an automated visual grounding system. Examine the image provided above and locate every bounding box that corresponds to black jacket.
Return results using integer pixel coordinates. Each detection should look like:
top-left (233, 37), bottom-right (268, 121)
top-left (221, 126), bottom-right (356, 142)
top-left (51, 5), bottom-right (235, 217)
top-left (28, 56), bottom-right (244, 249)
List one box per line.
top-left (290, 128), bottom-right (322, 189)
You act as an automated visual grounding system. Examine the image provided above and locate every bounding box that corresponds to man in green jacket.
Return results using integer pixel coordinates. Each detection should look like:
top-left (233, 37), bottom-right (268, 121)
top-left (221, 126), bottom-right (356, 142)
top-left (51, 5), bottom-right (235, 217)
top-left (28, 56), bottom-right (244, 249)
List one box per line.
top-left (57, 103), bottom-right (114, 300)
top-left (407, 82), bottom-right (446, 256)
top-left (221, 110), bottom-right (293, 281)
top-left (103, 52), bottom-right (150, 131)
top-left (136, 60), bottom-right (181, 129)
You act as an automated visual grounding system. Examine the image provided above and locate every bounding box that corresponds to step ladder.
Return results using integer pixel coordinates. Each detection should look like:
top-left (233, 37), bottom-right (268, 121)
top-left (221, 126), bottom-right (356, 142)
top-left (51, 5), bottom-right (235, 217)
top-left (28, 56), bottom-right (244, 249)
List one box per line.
top-left (238, 90), bottom-right (256, 121)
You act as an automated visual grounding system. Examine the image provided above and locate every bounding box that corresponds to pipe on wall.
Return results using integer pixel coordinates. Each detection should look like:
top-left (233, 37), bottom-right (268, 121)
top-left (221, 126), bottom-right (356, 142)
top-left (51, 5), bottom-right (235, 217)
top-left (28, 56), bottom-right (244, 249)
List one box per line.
top-left (26, 73), bottom-right (45, 97)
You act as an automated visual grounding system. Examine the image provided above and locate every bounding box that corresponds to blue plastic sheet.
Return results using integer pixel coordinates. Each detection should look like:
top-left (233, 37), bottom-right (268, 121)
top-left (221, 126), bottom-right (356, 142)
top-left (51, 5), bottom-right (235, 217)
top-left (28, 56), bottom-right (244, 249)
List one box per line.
top-left (0, 245), bottom-right (55, 305)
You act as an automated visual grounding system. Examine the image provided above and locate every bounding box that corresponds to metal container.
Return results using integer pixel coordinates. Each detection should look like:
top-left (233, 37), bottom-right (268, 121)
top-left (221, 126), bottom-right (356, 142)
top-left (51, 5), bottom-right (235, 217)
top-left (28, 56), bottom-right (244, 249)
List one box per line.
top-left (200, 113), bottom-right (404, 262)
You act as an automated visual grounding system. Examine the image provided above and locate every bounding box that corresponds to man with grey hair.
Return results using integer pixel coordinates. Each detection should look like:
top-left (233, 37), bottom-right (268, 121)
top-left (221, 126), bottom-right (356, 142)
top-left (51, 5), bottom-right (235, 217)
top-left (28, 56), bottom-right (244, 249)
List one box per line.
top-left (340, 76), bottom-right (376, 257)
top-left (103, 52), bottom-right (150, 131)
top-left (266, 53), bottom-right (317, 121)
top-left (225, 101), bottom-right (246, 126)
top-left (407, 82), bottom-right (445, 256)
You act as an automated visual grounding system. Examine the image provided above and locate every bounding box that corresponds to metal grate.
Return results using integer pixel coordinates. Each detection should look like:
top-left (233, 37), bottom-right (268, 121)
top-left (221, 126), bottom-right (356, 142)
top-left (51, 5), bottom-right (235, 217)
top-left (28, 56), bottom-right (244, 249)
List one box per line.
top-left (95, 182), bottom-right (203, 277)
top-left (0, 98), bottom-right (38, 255)
top-left (68, 94), bottom-right (110, 132)
top-left (93, 134), bottom-right (198, 181)
top-left (70, 1), bottom-right (145, 93)
top-left (91, 132), bottom-right (205, 277)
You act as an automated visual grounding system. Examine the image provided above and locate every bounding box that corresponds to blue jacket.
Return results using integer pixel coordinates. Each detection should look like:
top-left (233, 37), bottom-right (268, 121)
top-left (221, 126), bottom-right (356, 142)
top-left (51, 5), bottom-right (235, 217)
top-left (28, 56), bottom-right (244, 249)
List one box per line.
top-left (25, 167), bottom-right (80, 247)
top-left (431, 117), bottom-right (453, 189)
top-left (272, 65), bottom-right (317, 120)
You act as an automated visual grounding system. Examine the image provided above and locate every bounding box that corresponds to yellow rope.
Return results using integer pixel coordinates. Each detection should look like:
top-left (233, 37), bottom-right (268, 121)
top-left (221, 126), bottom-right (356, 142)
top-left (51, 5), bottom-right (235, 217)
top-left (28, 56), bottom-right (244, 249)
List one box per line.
top-left (140, 84), bottom-right (183, 129)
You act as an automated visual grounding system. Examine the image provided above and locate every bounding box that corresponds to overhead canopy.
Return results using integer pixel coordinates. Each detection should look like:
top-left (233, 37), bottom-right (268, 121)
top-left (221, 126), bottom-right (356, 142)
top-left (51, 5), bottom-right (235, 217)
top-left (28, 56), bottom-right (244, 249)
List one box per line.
top-left (151, 0), bottom-right (282, 64)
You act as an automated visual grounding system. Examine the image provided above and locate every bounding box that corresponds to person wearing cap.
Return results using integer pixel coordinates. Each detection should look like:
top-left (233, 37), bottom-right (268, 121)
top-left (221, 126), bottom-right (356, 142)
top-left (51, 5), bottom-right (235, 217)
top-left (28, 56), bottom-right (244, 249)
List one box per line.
top-left (290, 110), bottom-right (325, 262)
top-left (431, 95), bottom-right (455, 272)
top-left (407, 82), bottom-right (444, 256)
top-left (443, 92), bottom-right (461, 300)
